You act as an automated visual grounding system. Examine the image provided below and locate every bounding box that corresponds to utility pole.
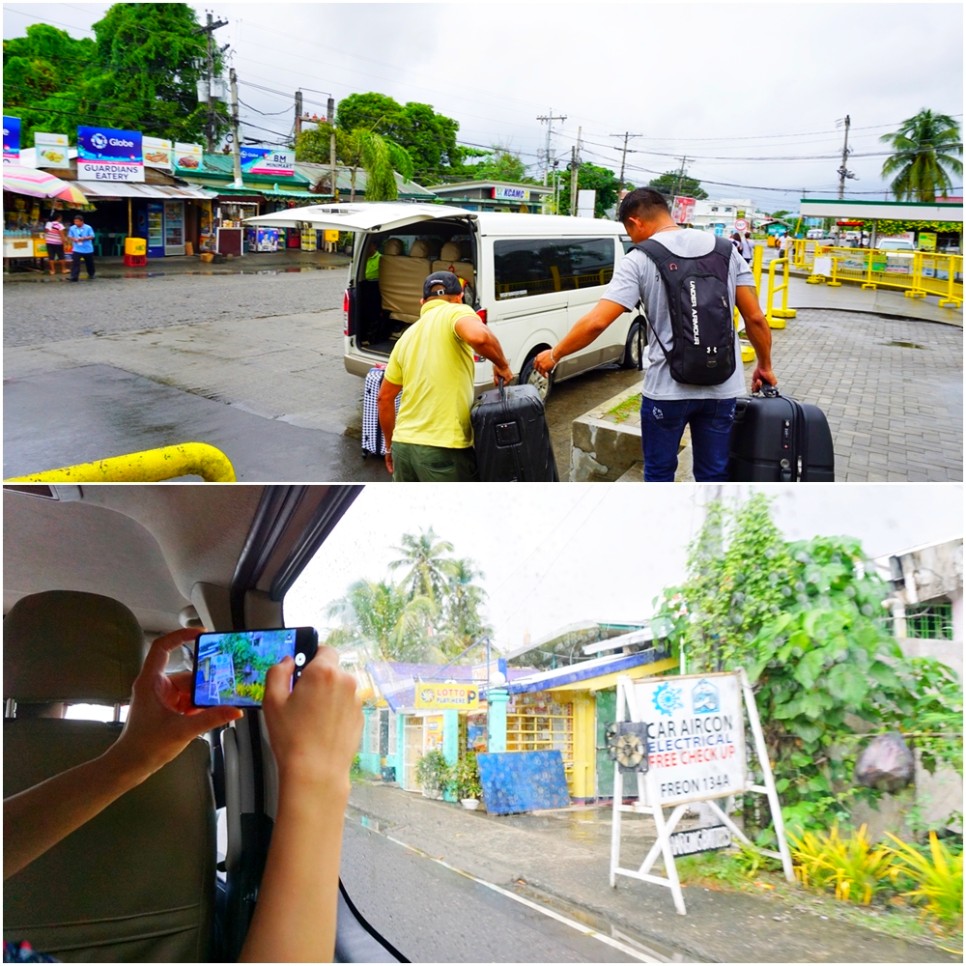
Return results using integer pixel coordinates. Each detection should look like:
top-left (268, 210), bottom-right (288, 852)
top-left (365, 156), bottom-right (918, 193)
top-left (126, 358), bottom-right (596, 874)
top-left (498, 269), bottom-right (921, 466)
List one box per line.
top-left (569, 127), bottom-right (581, 217)
top-left (672, 156), bottom-right (689, 199)
top-left (197, 12), bottom-right (228, 153)
top-left (837, 114), bottom-right (855, 200)
top-left (536, 109), bottom-right (567, 185)
top-left (610, 131), bottom-right (641, 192)
top-left (229, 67), bottom-right (242, 187)
top-left (294, 90), bottom-right (304, 139)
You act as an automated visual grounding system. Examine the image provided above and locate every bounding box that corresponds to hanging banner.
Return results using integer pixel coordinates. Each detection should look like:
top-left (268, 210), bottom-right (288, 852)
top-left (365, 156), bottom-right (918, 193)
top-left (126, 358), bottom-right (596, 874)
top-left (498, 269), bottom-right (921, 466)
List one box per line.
top-left (4, 115), bottom-right (21, 163)
top-left (143, 136), bottom-right (173, 170)
top-left (34, 132), bottom-right (70, 169)
top-left (241, 145), bottom-right (295, 178)
top-left (77, 125), bottom-right (144, 182)
top-left (174, 142), bottom-right (204, 173)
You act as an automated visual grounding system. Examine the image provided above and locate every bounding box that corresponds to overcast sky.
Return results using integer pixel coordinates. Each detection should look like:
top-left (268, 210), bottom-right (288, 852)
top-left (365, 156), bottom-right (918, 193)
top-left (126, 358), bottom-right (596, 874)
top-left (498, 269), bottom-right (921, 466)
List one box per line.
top-left (284, 483), bottom-right (964, 653)
top-left (3, 1), bottom-right (963, 210)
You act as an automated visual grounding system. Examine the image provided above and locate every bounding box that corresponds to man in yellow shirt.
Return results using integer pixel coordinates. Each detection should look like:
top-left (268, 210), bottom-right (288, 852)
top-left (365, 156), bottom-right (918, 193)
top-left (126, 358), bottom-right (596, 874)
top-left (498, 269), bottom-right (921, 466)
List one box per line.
top-left (378, 271), bottom-right (513, 481)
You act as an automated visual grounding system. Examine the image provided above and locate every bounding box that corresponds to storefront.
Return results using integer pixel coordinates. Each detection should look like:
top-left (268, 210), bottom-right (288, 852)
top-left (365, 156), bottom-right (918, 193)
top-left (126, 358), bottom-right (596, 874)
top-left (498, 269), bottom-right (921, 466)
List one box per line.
top-left (364, 645), bottom-right (678, 806)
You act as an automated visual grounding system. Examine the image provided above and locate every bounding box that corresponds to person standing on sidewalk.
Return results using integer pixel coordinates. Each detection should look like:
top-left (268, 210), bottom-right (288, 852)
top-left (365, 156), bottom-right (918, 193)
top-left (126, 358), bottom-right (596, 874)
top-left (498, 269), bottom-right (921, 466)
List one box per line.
top-left (377, 271), bottom-right (513, 482)
top-left (44, 215), bottom-right (68, 277)
top-left (67, 215), bottom-right (95, 281)
top-left (741, 232), bottom-right (754, 263)
top-left (533, 187), bottom-right (776, 482)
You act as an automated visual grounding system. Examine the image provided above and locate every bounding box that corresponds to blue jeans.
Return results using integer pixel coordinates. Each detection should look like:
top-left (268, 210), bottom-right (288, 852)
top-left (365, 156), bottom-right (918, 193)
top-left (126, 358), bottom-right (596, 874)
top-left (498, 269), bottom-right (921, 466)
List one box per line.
top-left (640, 396), bottom-right (736, 482)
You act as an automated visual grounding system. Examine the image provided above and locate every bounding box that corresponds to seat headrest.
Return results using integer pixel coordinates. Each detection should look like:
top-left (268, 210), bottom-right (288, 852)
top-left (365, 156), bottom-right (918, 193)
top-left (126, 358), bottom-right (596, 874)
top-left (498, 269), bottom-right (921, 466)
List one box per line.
top-left (409, 239), bottom-right (437, 259)
top-left (383, 238), bottom-right (404, 256)
top-left (439, 242), bottom-right (462, 261)
top-left (4, 591), bottom-right (145, 704)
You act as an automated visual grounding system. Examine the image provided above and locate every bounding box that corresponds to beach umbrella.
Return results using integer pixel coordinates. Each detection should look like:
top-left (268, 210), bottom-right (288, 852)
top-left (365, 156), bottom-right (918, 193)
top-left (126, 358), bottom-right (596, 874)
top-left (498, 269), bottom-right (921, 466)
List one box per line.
top-left (2, 163), bottom-right (90, 205)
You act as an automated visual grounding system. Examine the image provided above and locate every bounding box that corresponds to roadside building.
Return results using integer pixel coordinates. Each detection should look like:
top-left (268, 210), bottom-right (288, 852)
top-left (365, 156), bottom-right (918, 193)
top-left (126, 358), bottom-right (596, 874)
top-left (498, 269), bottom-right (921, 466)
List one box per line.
top-left (358, 620), bottom-right (677, 806)
top-left (426, 180), bottom-right (552, 214)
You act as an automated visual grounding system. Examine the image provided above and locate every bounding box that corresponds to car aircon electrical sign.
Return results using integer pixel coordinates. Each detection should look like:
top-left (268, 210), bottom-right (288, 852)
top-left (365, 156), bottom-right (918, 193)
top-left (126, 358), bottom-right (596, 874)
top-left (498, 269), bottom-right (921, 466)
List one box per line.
top-left (77, 126), bottom-right (144, 182)
top-left (634, 672), bottom-right (745, 805)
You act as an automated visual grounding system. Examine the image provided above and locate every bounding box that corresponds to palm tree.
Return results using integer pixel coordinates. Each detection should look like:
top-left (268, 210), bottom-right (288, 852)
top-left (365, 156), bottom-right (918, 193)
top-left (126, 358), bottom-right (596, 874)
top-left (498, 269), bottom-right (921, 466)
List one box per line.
top-left (443, 558), bottom-right (491, 655)
top-left (879, 109), bottom-right (963, 202)
top-left (389, 529), bottom-right (456, 604)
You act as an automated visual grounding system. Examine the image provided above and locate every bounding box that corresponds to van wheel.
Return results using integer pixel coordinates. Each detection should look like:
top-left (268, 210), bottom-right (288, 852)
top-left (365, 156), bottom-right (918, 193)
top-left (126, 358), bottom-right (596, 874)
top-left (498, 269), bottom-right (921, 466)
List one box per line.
top-left (518, 354), bottom-right (551, 403)
top-left (620, 317), bottom-right (645, 369)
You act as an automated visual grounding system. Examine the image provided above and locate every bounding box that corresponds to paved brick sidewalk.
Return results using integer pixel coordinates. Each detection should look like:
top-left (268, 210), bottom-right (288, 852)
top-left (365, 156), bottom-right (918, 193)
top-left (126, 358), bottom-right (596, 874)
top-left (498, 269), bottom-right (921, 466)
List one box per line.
top-left (768, 308), bottom-right (962, 482)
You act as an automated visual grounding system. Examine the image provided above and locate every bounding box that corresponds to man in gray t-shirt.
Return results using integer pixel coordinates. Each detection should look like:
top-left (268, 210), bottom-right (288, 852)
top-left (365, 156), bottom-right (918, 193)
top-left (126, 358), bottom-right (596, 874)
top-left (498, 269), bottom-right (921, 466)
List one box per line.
top-left (534, 187), bottom-right (776, 482)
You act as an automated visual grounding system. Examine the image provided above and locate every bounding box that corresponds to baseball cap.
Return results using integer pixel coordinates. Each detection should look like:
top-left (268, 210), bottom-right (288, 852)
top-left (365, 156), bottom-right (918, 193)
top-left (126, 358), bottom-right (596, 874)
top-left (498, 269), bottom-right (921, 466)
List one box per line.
top-left (422, 271), bottom-right (463, 299)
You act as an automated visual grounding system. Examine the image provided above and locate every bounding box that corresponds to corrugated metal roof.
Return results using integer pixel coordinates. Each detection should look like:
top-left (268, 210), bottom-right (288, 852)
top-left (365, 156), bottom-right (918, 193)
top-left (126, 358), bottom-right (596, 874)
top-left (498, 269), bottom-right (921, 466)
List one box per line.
top-left (75, 181), bottom-right (213, 201)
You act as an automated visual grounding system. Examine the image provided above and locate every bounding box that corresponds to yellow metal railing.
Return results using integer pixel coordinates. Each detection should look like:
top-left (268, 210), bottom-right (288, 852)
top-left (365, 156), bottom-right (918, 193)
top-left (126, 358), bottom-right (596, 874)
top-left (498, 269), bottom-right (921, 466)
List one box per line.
top-left (802, 244), bottom-right (963, 308)
top-left (5, 442), bottom-right (237, 483)
top-left (764, 256), bottom-right (798, 329)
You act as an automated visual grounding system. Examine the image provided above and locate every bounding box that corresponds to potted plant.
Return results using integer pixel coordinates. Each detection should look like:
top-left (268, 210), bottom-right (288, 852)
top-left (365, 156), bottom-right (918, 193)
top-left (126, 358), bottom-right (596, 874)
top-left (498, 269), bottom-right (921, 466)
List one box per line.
top-left (415, 749), bottom-right (450, 800)
top-left (454, 752), bottom-right (483, 810)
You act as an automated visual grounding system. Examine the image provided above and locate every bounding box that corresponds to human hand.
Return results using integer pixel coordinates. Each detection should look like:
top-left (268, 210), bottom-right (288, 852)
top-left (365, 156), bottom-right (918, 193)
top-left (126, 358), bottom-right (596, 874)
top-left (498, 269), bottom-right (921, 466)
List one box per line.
top-left (262, 647), bottom-right (363, 795)
top-left (533, 350), bottom-right (555, 377)
top-left (492, 363), bottom-right (514, 386)
top-left (752, 367), bottom-right (777, 393)
top-left (384, 450), bottom-right (394, 476)
top-left (110, 628), bottom-right (242, 779)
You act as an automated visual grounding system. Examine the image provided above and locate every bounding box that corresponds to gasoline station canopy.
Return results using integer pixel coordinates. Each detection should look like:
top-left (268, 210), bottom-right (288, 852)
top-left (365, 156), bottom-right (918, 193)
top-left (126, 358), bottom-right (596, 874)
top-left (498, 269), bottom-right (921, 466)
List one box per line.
top-left (800, 198), bottom-right (963, 226)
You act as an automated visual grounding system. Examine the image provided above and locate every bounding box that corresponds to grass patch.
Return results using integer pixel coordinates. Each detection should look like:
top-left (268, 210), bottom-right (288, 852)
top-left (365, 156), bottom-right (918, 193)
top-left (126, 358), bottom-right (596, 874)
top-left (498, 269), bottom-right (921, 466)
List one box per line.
top-left (605, 392), bottom-right (641, 424)
top-left (675, 846), bottom-right (962, 956)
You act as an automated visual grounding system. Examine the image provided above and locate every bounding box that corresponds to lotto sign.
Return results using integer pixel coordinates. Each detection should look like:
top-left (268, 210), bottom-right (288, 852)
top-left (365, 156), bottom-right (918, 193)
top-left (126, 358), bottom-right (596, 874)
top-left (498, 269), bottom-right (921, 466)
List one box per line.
top-left (633, 673), bottom-right (744, 805)
top-left (414, 682), bottom-right (481, 711)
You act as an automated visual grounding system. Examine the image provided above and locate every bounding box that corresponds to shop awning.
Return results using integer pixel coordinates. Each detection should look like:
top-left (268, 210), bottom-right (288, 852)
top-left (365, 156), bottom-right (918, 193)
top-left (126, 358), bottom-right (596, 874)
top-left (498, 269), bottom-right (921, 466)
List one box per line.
top-left (74, 181), bottom-right (214, 201)
top-left (186, 179), bottom-right (322, 200)
top-left (505, 647), bottom-right (674, 695)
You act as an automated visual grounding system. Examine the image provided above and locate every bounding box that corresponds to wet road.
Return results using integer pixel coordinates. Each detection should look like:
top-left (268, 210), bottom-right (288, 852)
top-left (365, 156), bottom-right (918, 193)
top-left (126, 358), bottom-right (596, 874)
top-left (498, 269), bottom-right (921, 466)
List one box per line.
top-left (340, 818), bottom-right (653, 963)
top-left (3, 270), bottom-right (640, 481)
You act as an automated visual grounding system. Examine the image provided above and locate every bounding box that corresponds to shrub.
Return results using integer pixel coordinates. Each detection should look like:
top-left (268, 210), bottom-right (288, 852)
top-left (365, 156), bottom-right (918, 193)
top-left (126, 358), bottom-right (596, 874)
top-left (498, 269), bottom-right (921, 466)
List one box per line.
top-left (788, 824), bottom-right (899, 905)
top-left (885, 832), bottom-right (964, 927)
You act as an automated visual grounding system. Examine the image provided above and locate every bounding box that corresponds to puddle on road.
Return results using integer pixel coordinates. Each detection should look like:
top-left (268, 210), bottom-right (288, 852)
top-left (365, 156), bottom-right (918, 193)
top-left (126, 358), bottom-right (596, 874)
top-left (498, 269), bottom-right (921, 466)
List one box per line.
top-left (883, 340), bottom-right (927, 349)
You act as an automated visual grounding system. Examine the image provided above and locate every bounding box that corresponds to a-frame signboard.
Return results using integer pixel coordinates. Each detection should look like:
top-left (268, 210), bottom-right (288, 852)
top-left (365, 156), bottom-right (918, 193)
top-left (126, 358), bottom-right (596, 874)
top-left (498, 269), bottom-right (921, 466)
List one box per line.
top-left (609, 670), bottom-right (794, 914)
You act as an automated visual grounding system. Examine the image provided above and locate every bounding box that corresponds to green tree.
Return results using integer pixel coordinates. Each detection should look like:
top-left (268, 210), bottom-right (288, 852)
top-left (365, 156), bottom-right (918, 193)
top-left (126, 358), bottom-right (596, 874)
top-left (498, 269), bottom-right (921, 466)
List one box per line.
top-left (655, 494), bottom-right (963, 836)
top-left (646, 170), bottom-right (709, 200)
top-left (880, 109), bottom-right (963, 202)
top-left (457, 145), bottom-right (530, 184)
top-left (336, 91), bottom-right (463, 183)
top-left (389, 529), bottom-right (456, 604)
top-left (558, 162), bottom-right (621, 218)
top-left (3, 24), bottom-right (96, 142)
top-left (85, 3), bottom-right (225, 144)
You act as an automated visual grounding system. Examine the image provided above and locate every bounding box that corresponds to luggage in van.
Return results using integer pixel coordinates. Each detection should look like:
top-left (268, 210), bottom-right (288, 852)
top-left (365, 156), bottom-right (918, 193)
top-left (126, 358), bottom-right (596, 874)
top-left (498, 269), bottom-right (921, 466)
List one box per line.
top-left (729, 385), bottom-right (835, 482)
top-left (361, 365), bottom-right (400, 458)
top-left (471, 381), bottom-right (559, 482)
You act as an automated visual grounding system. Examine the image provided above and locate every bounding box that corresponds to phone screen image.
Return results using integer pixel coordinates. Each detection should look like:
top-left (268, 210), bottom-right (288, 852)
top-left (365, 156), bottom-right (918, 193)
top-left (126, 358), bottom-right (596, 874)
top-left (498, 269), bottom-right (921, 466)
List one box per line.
top-left (193, 628), bottom-right (300, 707)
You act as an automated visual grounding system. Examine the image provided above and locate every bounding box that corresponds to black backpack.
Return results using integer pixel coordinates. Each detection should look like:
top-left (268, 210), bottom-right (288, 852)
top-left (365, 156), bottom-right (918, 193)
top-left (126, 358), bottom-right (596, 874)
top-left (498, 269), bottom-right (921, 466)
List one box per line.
top-left (634, 235), bottom-right (737, 386)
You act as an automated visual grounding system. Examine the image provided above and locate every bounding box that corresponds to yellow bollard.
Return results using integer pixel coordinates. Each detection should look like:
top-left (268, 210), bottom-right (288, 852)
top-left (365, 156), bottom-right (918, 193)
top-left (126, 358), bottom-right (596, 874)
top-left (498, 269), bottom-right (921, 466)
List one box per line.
top-left (5, 442), bottom-right (237, 483)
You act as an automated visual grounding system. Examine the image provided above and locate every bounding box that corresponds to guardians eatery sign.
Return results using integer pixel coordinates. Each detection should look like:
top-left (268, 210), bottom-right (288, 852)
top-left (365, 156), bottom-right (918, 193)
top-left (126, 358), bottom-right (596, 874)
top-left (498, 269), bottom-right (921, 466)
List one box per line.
top-left (77, 126), bottom-right (144, 182)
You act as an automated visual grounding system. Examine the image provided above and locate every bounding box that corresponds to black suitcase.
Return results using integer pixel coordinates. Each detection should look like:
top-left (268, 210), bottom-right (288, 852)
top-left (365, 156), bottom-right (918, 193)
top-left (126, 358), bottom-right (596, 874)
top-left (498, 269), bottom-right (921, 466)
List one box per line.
top-left (471, 382), bottom-right (559, 482)
top-left (729, 385), bottom-right (835, 482)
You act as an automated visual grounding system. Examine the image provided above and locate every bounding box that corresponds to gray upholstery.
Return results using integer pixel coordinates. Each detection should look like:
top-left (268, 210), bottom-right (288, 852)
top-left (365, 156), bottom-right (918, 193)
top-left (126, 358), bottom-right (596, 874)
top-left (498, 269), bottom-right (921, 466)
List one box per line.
top-left (3, 591), bottom-right (217, 962)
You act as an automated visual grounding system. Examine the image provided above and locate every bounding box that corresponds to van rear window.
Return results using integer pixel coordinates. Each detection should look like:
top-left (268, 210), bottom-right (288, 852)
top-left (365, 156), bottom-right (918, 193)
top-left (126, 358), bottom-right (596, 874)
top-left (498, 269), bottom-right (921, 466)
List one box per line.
top-left (494, 238), bottom-right (616, 300)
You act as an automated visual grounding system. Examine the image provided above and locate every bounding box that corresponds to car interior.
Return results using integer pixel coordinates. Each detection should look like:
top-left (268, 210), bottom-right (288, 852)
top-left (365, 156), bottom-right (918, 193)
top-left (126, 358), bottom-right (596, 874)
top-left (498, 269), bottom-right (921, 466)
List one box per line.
top-left (2, 483), bottom-right (405, 963)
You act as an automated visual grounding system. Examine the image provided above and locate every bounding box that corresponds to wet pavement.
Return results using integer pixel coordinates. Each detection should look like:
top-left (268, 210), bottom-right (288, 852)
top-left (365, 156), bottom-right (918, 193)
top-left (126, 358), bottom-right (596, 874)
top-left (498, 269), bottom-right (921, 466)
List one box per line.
top-left (348, 780), bottom-right (958, 964)
top-left (3, 248), bottom-right (962, 483)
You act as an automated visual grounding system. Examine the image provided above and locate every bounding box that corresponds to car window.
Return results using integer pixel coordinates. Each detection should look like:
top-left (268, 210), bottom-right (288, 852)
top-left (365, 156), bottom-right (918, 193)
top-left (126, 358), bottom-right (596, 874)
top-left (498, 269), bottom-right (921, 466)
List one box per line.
top-left (493, 237), bottom-right (616, 299)
top-left (284, 484), bottom-right (964, 964)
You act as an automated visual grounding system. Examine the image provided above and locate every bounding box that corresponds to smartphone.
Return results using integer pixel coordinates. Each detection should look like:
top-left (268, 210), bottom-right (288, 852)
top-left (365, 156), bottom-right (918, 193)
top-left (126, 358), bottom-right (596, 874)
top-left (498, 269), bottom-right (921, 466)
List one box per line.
top-left (191, 627), bottom-right (319, 708)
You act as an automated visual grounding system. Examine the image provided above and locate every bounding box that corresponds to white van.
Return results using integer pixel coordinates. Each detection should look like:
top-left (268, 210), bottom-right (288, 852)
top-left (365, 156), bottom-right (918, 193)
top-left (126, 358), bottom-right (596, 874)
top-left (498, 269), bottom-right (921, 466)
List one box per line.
top-left (246, 203), bottom-right (639, 399)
